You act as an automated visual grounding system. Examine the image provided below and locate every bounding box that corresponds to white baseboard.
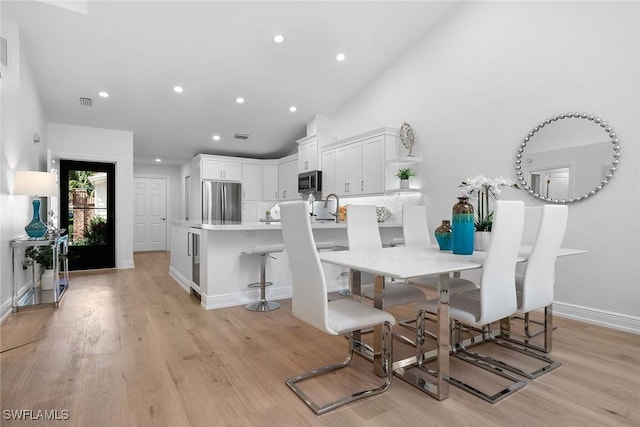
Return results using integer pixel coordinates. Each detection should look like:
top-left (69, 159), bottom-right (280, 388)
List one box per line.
top-left (166, 272), bottom-right (639, 335)
top-left (168, 267), bottom-right (191, 293)
top-left (200, 279), bottom-right (347, 310)
top-left (554, 301), bottom-right (640, 334)
top-left (120, 260), bottom-right (135, 269)
top-left (0, 298), bottom-right (13, 323)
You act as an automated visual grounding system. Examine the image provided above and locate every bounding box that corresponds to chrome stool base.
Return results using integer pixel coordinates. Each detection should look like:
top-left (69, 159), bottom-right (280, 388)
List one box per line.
top-left (247, 281), bottom-right (273, 288)
top-left (245, 300), bottom-right (280, 312)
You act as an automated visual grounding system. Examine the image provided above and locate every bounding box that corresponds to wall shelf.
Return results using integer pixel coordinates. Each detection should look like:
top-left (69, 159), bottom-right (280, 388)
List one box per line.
top-left (387, 156), bottom-right (422, 165)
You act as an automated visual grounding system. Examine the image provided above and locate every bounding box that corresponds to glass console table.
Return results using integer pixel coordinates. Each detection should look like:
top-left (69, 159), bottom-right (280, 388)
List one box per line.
top-left (10, 233), bottom-right (69, 311)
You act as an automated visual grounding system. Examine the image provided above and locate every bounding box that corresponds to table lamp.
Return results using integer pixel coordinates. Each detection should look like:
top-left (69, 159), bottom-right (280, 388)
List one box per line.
top-left (14, 171), bottom-right (58, 239)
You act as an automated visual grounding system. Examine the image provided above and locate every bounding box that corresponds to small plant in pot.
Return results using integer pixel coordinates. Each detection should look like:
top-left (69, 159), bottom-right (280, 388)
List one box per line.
top-left (395, 167), bottom-right (415, 189)
top-left (22, 246), bottom-right (65, 290)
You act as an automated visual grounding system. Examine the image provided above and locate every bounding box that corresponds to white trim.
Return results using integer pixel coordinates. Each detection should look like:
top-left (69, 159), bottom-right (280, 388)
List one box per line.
top-left (169, 267), bottom-right (191, 293)
top-left (554, 301), bottom-right (640, 335)
top-left (0, 298), bottom-right (13, 323)
top-left (199, 279), bottom-right (347, 310)
top-left (120, 260), bottom-right (135, 269)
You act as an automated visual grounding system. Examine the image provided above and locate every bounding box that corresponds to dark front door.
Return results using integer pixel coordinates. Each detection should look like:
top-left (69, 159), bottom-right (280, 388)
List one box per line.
top-left (60, 160), bottom-right (116, 270)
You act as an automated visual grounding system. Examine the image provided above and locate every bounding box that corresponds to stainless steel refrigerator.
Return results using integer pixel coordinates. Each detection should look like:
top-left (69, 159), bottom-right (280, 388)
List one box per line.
top-left (202, 180), bottom-right (242, 222)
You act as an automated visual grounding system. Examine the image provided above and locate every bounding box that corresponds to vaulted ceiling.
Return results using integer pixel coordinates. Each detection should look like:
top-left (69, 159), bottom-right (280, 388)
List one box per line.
top-left (3, 1), bottom-right (458, 164)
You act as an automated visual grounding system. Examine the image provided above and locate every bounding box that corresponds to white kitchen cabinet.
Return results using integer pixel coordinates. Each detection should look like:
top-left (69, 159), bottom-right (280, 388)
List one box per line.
top-left (322, 128), bottom-right (405, 197)
top-left (262, 164), bottom-right (279, 201)
top-left (335, 143), bottom-right (362, 196)
top-left (298, 140), bottom-right (317, 172)
top-left (242, 163), bottom-right (261, 201)
top-left (320, 149), bottom-right (336, 195)
top-left (278, 155), bottom-right (299, 200)
top-left (202, 159), bottom-right (242, 182)
top-left (360, 135), bottom-right (385, 194)
top-left (169, 224), bottom-right (199, 292)
top-left (296, 134), bottom-right (337, 173)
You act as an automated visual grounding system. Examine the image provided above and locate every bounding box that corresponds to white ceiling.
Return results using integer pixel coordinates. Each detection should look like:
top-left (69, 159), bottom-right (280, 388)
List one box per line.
top-left (3, 1), bottom-right (458, 165)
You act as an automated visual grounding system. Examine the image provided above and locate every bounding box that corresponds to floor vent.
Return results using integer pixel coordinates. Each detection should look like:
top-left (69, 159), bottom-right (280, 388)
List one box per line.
top-left (234, 133), bottom-right (250, 140)
top-left (79, 97), bottom-right (93, 107)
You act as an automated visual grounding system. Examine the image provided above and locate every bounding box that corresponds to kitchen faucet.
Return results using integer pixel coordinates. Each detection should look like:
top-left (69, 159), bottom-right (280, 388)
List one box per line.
top-left (324, 193), bottom-right (340, 223)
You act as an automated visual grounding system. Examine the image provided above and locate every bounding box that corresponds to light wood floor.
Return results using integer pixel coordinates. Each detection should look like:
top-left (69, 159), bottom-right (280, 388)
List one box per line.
top-left (1, 252), bottom-right (639, 426)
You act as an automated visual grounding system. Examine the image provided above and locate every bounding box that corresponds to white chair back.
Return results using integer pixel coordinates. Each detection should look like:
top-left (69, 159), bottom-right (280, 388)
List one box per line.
top-left (346, 205), bottom-right (382, 250)
top-left (280, 201), bottom-right (333, 335)
top-left (478, 200), bottom-right (525, 325)
top-left (519, 205), bottom-right (568, 313)
top-left (402, 205), bottom-right (432, 247)
top-left (522, 207), bottom-right (542, 245)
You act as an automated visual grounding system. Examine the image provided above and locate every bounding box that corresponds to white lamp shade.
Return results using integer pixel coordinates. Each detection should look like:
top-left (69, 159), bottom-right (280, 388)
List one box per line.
top-left (14, 171), bottom-right (58, 196)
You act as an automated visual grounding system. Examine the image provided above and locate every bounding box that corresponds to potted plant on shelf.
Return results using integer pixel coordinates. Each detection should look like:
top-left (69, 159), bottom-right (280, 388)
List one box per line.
top-left (22, 245), bottom-right (65, 290)
top-left (396, 167), bottom-right (415, 189)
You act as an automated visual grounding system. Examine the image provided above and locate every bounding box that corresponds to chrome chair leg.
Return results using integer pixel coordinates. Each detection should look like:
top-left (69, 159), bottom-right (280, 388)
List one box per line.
top-left (447, 322), bottom-right (527, 404)
top-left (499, 305), bottom-right (555, 353)
top-left (286, 322), bottom-right (393, 415)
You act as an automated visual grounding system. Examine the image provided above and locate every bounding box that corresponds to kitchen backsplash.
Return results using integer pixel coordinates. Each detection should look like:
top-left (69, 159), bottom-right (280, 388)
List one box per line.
top-left (259, 193), bottom-right (424, 223)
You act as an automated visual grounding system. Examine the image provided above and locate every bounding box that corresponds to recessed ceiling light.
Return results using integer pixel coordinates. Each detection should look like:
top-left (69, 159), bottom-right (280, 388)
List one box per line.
top-left (155, 158), bottom-right (162, 162)
top-left (289, 106), bottom-right (297, 112)
top-left (98, 91), bottom-right (109, 98)
top-left (236, 97), bottom-right (245, 104)
top-left (173, 86), bottom-right (184, 93)
top-left (212, 134), bottom-right (221, 141)
top-left (273, 34), bottom-right (285, 43)
top-left (336, 53), bottom-right (346, 62)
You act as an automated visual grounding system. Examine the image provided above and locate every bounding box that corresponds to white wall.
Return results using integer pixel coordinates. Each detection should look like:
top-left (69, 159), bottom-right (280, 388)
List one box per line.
top-left (330, 1), bottom-right (640, 331)
top-left (47, 123), bottom-right (135, 270)
top-left (0, 17), bottom-right (50, 319)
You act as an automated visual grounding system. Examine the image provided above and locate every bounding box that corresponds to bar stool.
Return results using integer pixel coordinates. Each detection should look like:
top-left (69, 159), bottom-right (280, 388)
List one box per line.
top-left (243, 244), bottom-right (285, 312)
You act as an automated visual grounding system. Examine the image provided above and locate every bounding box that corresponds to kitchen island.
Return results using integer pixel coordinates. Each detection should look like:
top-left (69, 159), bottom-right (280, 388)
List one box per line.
top-left (169, 220), bottom-right (403, 310)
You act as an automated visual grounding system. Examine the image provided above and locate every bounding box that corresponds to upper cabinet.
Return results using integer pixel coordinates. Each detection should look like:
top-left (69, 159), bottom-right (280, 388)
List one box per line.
top-left (320, 149), bottom-right (336, 195)
top-left (202, 159), bottom-right (242, 182)
top-left (278, 154), bottom-right (299, 201)
top-left (296, 134), bottom-right (337, 173)
top-left (261, 163), bottom-right (279, 201)
top-left (242, 162), bottom-right (261, 201)
top-left (321, 127), bottom-right (417, 197)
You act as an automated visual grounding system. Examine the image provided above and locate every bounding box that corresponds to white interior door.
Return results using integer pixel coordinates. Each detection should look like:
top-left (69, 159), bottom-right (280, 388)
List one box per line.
top-left (134, 177), bottom-right (167, 251)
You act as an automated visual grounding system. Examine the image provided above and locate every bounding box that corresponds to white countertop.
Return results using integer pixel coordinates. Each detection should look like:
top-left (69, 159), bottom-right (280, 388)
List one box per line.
top-left (172, 220), bottom-right (402, 231)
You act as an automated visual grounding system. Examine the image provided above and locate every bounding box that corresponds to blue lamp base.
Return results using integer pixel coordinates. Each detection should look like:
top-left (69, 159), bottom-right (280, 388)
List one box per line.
top-left (25, 198), bottom-right (48, 239)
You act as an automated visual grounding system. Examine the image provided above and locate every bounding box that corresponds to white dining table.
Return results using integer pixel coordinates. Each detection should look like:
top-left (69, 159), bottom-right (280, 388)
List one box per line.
top-left (318, 245), bottom-right (586, 401)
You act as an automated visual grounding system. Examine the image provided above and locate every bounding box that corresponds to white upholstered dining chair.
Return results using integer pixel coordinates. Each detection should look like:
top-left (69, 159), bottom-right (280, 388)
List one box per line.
top-left (493, 204), bottom-right (568, 379)
top-left (280, 201), bottom-right (396, 415)
top-left (347, 205), bottom-right (427, 308)
top-left (414, 200), bottom-right (527, 404)
top-left (402, 205), bottom-right (478, 294)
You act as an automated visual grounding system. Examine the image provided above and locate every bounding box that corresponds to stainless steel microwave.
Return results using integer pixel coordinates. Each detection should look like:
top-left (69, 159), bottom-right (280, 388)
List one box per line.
top-left (298, 170), bottom-right (322, 194)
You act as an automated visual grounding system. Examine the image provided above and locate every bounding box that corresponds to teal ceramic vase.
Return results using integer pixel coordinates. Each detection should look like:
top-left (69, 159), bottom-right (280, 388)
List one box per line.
top-left (452, 197), bottom-right (474, 255)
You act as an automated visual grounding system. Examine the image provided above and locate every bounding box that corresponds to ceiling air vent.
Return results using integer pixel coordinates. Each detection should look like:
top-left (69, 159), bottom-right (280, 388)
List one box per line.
top-left (234, 133), bottom-right (250, 140)
top-left (79, 97), bottom-right (93, 107)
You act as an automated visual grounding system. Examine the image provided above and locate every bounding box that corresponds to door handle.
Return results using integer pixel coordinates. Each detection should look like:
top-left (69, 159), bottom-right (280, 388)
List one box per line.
top-left (161, 218), bottom-right (166, 221)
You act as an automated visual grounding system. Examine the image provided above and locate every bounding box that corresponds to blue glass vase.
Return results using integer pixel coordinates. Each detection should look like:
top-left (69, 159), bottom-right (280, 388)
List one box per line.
top-left (434, 220), bottom-right (452, 250)
top-left (25, 198), bottom-right (48, 239)
top-left (452, 197), bottom-right (474, 255)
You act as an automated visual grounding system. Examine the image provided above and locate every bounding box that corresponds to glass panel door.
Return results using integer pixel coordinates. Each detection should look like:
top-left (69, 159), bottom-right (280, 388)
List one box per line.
top-left (59, 160), bottom-right (115, 270)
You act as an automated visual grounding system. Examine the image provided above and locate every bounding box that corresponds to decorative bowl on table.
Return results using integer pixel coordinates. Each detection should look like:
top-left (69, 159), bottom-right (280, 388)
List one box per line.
top-left (376, 207), bottom-right (392, 222)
